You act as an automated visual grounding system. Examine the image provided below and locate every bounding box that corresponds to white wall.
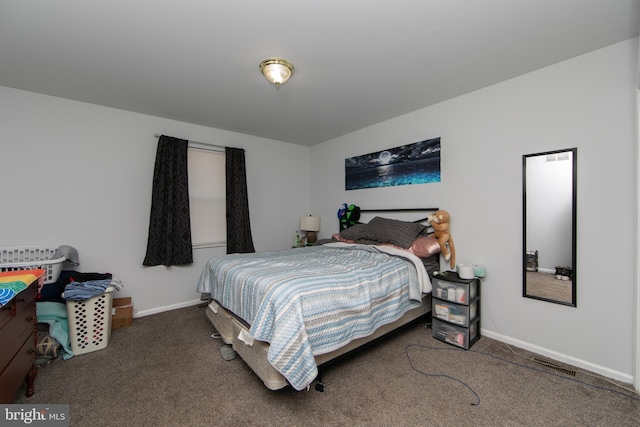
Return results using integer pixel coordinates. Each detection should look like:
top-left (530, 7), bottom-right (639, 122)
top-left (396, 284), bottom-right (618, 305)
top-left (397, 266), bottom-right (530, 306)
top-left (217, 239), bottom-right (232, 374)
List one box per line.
top-left (0, 86), bottom-right (311, 315)
top-left (311, 38), bottom-right (639, 382)
top-left (1, 38), bottom-right (636, 385)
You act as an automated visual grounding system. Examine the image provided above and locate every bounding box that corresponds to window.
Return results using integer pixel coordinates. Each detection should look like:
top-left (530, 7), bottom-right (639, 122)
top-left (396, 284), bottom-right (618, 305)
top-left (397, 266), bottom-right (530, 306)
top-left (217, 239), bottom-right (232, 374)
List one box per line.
top-left (187, 147), bottom-right (226, 248)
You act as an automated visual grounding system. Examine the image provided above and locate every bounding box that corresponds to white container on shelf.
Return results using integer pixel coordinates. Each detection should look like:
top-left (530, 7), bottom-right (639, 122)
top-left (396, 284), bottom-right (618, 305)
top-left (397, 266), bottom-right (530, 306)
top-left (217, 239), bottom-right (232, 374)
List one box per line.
top-left (457, 264), bottom-right (475, 279)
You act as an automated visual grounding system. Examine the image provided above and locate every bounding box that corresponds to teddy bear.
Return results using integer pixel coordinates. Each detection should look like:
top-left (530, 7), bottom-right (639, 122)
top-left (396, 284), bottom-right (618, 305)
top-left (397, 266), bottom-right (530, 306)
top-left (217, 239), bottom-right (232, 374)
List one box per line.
top-left (428, 209), bottom-right (456, 269)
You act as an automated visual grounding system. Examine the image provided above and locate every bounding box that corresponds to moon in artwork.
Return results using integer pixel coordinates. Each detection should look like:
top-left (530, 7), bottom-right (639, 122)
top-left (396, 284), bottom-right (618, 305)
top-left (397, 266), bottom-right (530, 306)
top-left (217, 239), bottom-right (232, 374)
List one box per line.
top-left (378, 151), bottom-right (391, 164)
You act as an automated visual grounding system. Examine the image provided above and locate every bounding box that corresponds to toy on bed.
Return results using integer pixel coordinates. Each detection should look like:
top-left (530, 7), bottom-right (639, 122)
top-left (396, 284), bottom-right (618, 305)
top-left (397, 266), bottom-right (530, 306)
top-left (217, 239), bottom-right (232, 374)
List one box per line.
top-left (428, 209), bottom-right (456, 268)
top-left (337, 203), bottom-right (361, 230)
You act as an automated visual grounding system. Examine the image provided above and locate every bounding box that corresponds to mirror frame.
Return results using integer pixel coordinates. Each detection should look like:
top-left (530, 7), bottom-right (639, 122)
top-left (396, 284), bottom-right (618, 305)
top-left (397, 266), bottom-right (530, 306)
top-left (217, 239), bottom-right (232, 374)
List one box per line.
top-left (522, 148), bottom-right (577, 307)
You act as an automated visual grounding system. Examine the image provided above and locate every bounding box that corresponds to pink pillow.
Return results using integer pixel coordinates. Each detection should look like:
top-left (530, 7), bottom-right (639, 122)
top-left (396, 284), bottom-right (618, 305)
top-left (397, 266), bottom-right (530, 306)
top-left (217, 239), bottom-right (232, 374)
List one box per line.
top-left (410, 236), bottom-right (440, 258)
top-left (331, 233), bottom-right (358, 244)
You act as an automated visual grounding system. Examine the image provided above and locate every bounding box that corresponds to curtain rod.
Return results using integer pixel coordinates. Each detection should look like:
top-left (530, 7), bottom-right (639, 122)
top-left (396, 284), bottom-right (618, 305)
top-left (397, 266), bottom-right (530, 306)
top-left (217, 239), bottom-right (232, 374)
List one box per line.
top-left (154, 133), bottom-right (228, 151)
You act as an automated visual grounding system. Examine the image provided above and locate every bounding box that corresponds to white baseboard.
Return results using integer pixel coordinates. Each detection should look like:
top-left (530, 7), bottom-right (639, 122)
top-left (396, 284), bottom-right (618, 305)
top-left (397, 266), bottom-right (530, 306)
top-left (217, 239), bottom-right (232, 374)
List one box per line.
top-left (481, 328), bottom-right (634, 385)
top-left (133, 299), bottom-right (204, 318)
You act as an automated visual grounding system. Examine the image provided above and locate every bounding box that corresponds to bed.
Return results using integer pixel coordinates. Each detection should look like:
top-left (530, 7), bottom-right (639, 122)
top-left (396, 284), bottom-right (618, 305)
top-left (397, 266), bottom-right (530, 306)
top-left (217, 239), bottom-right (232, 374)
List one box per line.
top-left (196, 208), bottom-right (442, 391)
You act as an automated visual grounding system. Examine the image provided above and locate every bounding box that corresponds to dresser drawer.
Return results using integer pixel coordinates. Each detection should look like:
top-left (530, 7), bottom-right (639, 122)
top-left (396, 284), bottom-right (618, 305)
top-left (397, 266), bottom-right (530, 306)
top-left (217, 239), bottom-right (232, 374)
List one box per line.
top-left (0, 284), bottom-right (36, 330)
top-left (0, 287), bottom-right (37, 374)
top-left (432, 272), bottom-right (479, 305)
top-left (0, 303), bottom-right (12, 330)
top-left (433, 297), bottom-right (479, 327)
top-left (432, 317), bottom-right (480, 350)
top-left (0, 312), bottom-right (35, 374)
top-left (0, 331), bottom-right (36, 403)
top-left (13, 284), bottom-right (37, 314)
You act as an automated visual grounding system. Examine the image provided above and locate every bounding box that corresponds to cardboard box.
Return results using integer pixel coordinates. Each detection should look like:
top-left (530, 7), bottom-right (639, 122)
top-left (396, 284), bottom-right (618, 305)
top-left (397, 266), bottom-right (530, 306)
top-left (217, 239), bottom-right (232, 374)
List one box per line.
top-left (111, 297), bottom-right (133, 329)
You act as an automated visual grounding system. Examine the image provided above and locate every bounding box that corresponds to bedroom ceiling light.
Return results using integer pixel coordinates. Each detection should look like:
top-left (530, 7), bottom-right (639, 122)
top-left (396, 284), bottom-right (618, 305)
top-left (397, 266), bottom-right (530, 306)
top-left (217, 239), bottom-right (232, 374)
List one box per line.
top-left (259, 58), bottom-right (295, 86)
top-left (300, 216), bottom-right (320, 244)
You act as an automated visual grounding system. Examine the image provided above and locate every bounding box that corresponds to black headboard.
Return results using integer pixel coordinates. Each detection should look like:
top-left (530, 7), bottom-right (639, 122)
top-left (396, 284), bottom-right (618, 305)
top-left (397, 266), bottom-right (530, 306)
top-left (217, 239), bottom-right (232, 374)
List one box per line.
top-left (338, 207), bottom-right (439, 231)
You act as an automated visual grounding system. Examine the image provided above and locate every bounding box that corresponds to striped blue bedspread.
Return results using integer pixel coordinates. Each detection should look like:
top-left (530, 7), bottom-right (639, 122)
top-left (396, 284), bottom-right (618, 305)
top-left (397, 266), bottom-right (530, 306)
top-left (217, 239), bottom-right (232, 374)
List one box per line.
top-left (196, 243), bottom-right (431, 390)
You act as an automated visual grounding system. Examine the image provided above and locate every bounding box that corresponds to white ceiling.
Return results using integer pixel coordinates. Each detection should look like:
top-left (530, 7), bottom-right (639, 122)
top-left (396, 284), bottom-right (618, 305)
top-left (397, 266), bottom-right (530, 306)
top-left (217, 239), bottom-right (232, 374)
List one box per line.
top-left (1, 1), bottom-right (638, 146)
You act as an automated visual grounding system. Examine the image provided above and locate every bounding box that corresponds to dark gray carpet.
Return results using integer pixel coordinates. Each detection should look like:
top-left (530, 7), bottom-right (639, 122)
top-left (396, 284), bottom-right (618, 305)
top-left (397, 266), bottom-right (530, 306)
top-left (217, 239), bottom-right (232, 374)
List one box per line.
top-left (526, 271), bottom-right (572, 304)
top-left (13, 305), bottom-right (639, 426)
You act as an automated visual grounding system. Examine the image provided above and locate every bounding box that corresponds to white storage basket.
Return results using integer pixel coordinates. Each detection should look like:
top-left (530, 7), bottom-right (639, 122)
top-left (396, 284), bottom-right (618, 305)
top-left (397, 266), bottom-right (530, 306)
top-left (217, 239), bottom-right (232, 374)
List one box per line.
top-left (0, 246), bottom-right (66, 286)
top-left (67, 286), bottom-right (114, 355)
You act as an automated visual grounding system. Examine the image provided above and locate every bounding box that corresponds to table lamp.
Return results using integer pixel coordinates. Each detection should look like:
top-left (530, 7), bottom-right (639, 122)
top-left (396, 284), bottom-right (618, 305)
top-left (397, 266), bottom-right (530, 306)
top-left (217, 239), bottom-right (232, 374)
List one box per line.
top-left (300, 216), bottom-right (321, 244)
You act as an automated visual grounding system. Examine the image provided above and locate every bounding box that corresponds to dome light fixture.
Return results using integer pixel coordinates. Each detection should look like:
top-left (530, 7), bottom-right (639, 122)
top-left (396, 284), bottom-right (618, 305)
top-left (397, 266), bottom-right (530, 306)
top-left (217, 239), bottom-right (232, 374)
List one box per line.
top-left (259, 57), bottom-right (295, 86)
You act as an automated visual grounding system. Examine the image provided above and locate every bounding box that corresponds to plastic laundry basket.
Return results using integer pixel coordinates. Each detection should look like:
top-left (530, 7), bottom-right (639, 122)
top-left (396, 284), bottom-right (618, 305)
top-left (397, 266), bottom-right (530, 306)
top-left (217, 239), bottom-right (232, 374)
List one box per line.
top-left (66, 286), bottom-right (114, 355)
top-left (0, 246), bottom-right (66, 287)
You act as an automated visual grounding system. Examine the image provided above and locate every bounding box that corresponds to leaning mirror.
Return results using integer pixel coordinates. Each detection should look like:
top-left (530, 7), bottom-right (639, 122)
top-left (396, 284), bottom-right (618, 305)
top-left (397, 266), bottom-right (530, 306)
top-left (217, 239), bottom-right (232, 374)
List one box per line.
top-left (523, 148), bottom-right (577, 306)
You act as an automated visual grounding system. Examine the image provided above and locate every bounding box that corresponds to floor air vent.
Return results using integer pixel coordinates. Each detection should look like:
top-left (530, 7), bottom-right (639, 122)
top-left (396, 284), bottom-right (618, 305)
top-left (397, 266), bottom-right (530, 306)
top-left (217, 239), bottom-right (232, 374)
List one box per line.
top-left (532, 357), bottom-right (577, 376)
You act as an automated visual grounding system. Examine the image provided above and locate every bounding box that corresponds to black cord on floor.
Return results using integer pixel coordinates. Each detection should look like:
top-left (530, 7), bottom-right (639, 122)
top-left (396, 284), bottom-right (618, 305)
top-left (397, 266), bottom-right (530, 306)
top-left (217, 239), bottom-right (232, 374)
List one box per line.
top-left (405, 344), bottom-right (481, 406)
top-left (405, 343), bottom-right (640, 406)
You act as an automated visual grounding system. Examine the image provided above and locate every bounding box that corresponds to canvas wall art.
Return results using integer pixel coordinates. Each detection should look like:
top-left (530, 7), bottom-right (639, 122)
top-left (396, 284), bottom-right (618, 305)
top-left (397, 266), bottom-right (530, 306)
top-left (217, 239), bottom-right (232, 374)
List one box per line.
top-left (345, 137), bottom-right (441, 190)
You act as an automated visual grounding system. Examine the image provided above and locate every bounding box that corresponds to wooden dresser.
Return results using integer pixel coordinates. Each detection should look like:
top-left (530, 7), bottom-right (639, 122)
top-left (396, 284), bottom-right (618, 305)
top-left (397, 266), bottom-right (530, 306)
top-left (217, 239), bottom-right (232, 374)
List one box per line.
top-left (0, 280), bottom-right (38, 403)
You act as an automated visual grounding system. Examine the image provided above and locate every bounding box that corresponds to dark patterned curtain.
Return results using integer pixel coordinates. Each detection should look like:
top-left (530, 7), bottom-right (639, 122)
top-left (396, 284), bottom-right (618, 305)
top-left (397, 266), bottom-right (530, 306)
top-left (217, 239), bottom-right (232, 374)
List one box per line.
top-left (143, 135), bottom-right (193, 266)
top-left (225, 147), bottom-right (255, 254)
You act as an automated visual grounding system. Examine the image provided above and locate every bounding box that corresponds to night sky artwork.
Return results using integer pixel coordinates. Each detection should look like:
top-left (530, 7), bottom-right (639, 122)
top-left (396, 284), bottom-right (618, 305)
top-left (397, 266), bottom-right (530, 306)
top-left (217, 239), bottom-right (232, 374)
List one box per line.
top-left (345, 137), bottom-right (441, 190)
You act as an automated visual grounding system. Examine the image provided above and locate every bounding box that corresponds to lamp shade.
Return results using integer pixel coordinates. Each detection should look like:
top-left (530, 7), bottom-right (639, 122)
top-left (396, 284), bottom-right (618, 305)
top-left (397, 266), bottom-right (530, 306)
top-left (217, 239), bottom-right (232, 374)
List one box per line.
top-left (300, 216), bottom-right (320, 232)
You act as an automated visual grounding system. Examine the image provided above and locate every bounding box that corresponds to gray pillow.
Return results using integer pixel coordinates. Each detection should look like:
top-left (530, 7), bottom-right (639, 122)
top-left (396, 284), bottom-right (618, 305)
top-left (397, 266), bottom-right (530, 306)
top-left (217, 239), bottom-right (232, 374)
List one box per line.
top-left (339, 223), bottom-right (370, 241)
top-left (340, 217), bottom-right (426, 248)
